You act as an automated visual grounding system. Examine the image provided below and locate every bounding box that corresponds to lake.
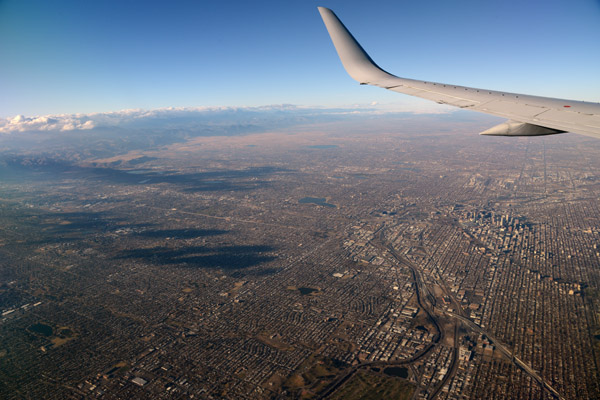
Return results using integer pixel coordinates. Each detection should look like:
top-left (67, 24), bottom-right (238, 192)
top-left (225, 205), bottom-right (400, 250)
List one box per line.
top-left (299, 197), bottom-right (336, 208)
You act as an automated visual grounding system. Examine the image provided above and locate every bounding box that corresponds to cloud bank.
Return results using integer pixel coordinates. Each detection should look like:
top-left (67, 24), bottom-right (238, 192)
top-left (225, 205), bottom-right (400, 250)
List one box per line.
top-left (0, 103), bottom-right (455, 135)
top-left (3, 114), bottom-right (97, 133)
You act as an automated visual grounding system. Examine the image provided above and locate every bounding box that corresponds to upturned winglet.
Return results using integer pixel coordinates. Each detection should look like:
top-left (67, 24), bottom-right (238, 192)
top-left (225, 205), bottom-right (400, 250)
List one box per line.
top-left (317, 7), bottom-right (394, 85)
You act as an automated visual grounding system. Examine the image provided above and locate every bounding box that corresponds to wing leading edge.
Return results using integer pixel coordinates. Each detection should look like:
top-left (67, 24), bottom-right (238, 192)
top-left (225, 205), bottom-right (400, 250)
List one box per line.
top-left (317, 7), bottom-right (600, 138)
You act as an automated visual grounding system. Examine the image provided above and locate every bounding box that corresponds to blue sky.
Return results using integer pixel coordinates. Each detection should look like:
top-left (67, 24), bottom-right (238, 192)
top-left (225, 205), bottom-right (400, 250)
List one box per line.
top-left (1, 0), bottom-right (599, 118)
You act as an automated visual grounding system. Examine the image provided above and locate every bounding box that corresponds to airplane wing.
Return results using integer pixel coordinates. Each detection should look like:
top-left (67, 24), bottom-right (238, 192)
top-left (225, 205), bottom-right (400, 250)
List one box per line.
top-left (318, 7), bottom-right (600, 138)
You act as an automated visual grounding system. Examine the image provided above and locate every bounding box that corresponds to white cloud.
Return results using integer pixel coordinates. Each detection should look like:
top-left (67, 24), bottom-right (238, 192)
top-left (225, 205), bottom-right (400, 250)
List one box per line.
top-left (0, 103), bottom-right (457, 135)
top-left (0, 106), bottom-right (274, 134)
top-left (1, 113), bottom-right (97, 133)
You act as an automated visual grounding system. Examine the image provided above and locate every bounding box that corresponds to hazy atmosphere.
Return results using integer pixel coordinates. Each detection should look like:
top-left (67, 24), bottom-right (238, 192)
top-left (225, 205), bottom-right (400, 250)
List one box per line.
top-left (1, 0), bottom-right (599, 118)
top-left (1, 1), bottom-right (599, 399)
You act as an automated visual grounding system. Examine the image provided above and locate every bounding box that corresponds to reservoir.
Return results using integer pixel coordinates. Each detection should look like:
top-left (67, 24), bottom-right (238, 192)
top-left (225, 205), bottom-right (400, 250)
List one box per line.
top-left (384, 366), bottom-right (408, 378)
top-left (29, 323), bottom-right (53, 337)
top-left (299, 197), bottom-right (336, 208)
top-left (307, 145), bottom-right (338, 149)
top-left (298, 287), bottom-right (319, 295)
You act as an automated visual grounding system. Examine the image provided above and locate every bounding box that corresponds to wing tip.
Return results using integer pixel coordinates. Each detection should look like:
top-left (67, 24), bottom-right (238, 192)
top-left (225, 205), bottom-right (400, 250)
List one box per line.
top-left (317, 6), bottom-right (391, 84)
top-left (317, 7), bottom-right (335, 20)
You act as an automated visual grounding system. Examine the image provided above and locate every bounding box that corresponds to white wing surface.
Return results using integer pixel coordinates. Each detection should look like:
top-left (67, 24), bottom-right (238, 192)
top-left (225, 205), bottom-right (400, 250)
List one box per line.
top-left (318, 7), bottom-right (600, 138)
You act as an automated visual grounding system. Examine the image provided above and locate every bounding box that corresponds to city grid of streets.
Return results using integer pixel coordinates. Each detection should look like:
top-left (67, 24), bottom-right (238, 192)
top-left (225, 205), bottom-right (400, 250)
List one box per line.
top-left (0, 126), bottom-right (599, 399)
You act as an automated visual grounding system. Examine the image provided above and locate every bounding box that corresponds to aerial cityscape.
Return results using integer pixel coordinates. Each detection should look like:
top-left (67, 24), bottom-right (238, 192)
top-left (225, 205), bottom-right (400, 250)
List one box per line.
top-left (0, 114), bottom-right (598, 399)
top-left (1, 1), bottom-right (600, 399)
